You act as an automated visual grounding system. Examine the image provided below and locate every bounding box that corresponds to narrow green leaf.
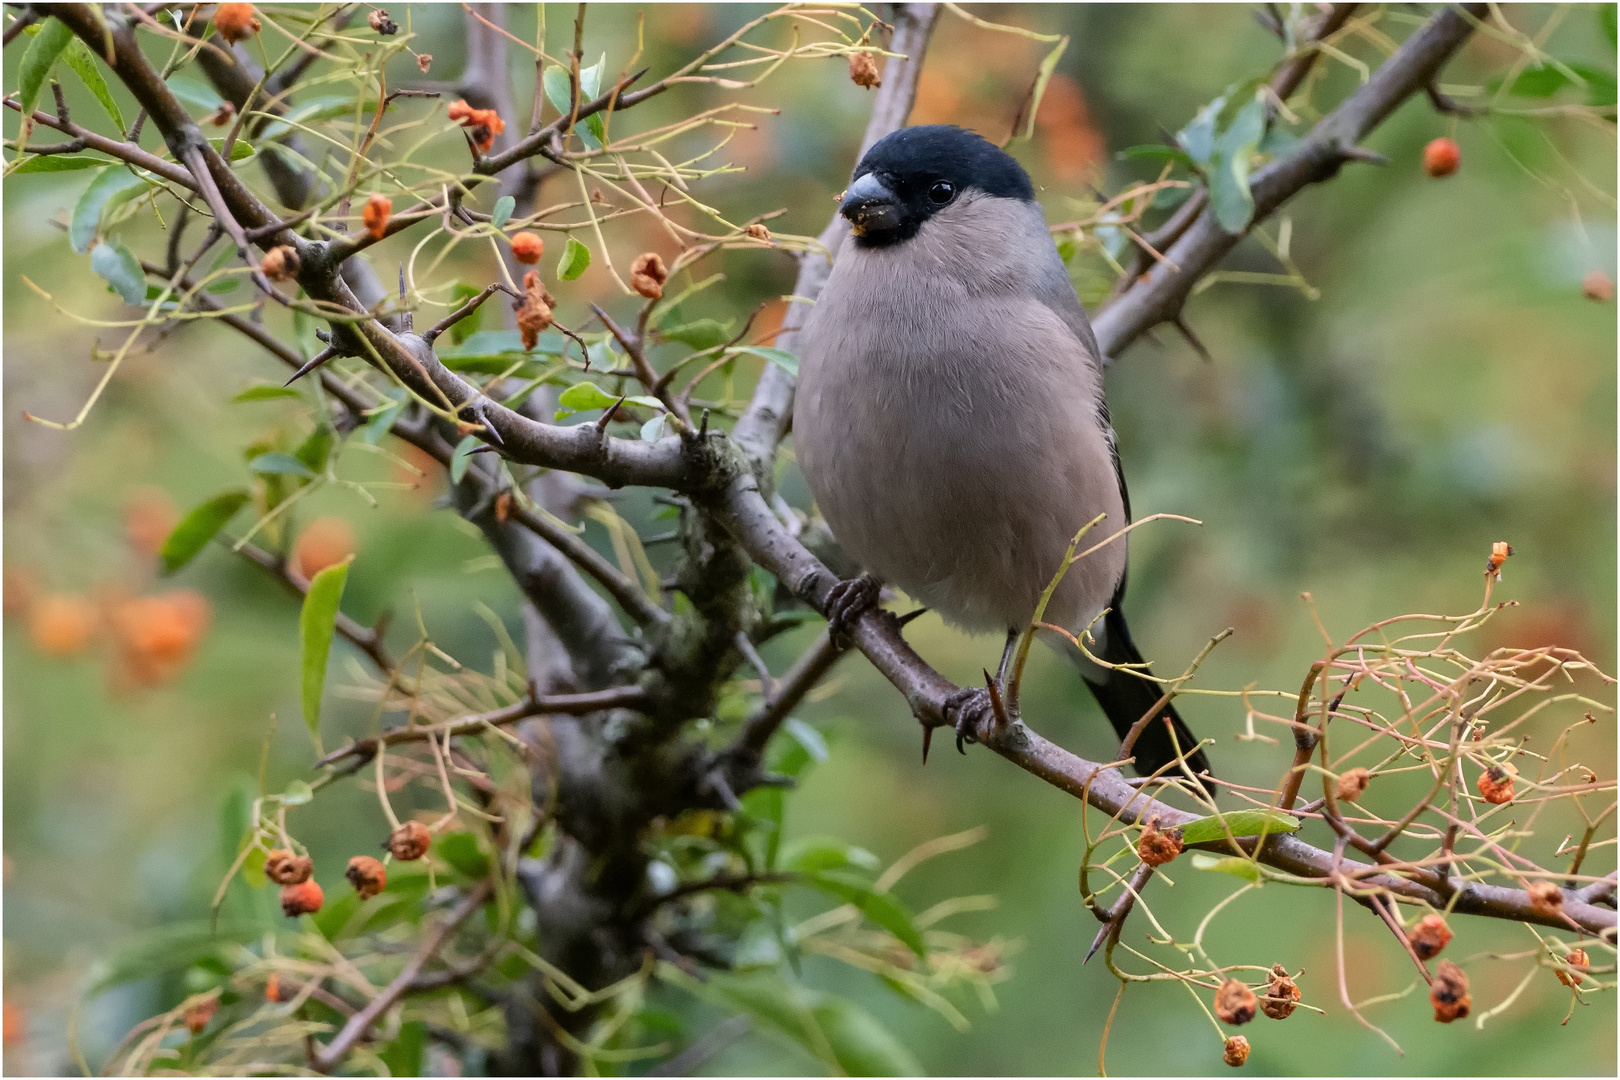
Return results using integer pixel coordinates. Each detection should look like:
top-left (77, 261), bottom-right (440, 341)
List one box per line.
top-left (808, 995), bottom-right (924, 1076)
top-left (166, 71), bottom-right (224, 112)
top-left (17, 17), bottom-right (74, 123)
top-left (379, 1022), bottom-right (427, 1079)
top-left (784, 717), bottom-right (827, 761)
top-left (661, 318), bottom-right (731, 350)
top-left (557, 236), bottom-right (591, 280)
top-left (801, 871), bottom-right (925, 958)
top-left (1507, 64), bottom-right (1571, 98)
top-left (294, 425), bottom-right (336, 475)
top-left (299, 557), bottom-right (353, 746)
top-left (449, 434), bottom-right (481, 484)
top-left (1190, 853), bottom-right (1263, 882)
top-left (1602, 4), bottom-right (1618, 49)
top-left (90, 241), bottom-right (146, 305)
top-left (232, 384), bottom-right (304, 403)
top-left (1117, 144), bottom-right (1195, 168)
top-left (161, 489), bottom-right (250, 574)
top-left (1208, 93), bottom-right (1266, 234)
top-left (491, 195), bottom-right (515, 228)
top-left (541, 65), bottom-right (572, 118)
top-left (558, 381), bottom-right (658, 414)
top-left (1177, 809), bottom-right (1300, 846)
top-left (210, 137), bottom-right (257, 162)
top-left (640, 414), bottom-right (666, 442)
top-left (249, 451), bottom-right (315, 479)
top-left (782, 837), bottom-right (879, 874)
top-left (360, 397), bottom-right (404, 445)
top-left (732, 345), bottom-right (798, 377)
top-left (87, 920), bottom-right (262, 997)
top-left (446, 282), bottom-right (487, 345)
top-left (1175, 95), bottom-right (1224, 167)
top-left (579, 54), bottom-right (607, 148)
top-left (61, 36), bottom-right (124, 131)
top-left (70, 166), bottom-right (148, 253)
top-left (9, 154), bottom-right (117, 174)
top-left (435, 832), bottom-right (491, 878)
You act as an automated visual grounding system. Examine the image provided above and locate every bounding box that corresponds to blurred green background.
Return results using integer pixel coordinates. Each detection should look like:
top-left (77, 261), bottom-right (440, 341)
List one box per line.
top-left (4, 4), bottom-right (1615, 1075)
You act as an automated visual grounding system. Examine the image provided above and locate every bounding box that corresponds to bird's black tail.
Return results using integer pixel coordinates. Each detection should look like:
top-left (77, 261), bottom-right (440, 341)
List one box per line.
top-left (1079, 607), bottom-right (1212, 781)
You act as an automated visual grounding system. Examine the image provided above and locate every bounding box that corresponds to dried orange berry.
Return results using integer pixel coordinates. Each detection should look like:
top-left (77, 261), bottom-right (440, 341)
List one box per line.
top-left (208, 101), bottom-right (236, 127)
top-left (1583, 270), bottom-right (1613, 302)
top-left (746, 222), bottom-right (771, 242)
top-left (28, 594), bottom-right (98, 656)
top-left (1430, 959), bottom-right (1470, 1022)
top-left (362, 193), bottom-right (391, 241)
top-left (417, 53), bottom-right (433, 74)
top-left (292, 516), bottom-right (355, 580)
top-left (848, 50), bottom-right (881, 89)
top-left (367, 8), bottom-right (398, 34)
top-left (1409, 913), bottom-right (1452, 960)
top-left (346, 855), bottom-right (387, 899)
top-left (510, 231), bottom-right (545, 264)
top-left (1423, 137), bottom-right (1460, 178)
top-left (516, 270), bottom-right (555, 350)
top-left (265, 972), bottom-right (284, 1002)
top-left (1260, 964), bottom-right (1299, 1020)
top-left (109, 590), bottom-right (210, 686)
top-left (1222, 1035), bottom-right (1250, 1067)
top-left (183, 996), bottom-right (217, 1035)
top-left (1214, 978), bottom-right (1257, 1025)
top-left (264, 849), bottom-right (313, 885)
top-left (280, 878), bottom-right (324, 917)
top-left (1136, 815), bottom-right (1183, 867)
top-left (494, 491), bottom-right (513, 523)
top-left (1485, 540), bottom-right (1513, 580)
top-left (124, 486), bottom-right (177, 558)
top-left (447, 100), bottom-right (505, 153)
top-left (1477, 762), bottom-right (1516, 804)
top-left (213, 3), bottom-right (261, 44)
top-left (630, 252), bottom-right (668, 300)
top-left (1557, 948), bottom-right (1590, 988)
top-left (1527, 880), bottom-right (1563, 918)
top-left (260, 245), bottom-right (301, 282)
top-left (387, 820), bottom-right (432, 861)
top-left (1335, 767), bottom-right (1370, 802)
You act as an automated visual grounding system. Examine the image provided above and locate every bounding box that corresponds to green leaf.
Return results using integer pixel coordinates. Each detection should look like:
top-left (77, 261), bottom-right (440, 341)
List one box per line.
top-left (557, 235), bottom-right (591, 280)
top-left (783, 717), bottom-right (827, 762)
top-left (161, 489), bottom-right (250, 574)
top-left (808, 994), bottom-right (924, 1077)
top-left (278, 779), bottom-right (314, 805)
top-left (87, 921), bottom-right (261, 997)
top-left (17, 17), bottom-right (74, 124)
top-left (210, 137), bottom-right (258, 162)
top-left (299, 557), bottom-right (352, 746)
top-left (1569, 62), bottom-right (1618, 108)
top-left (782, 837), bottom-right (879, 874)
top-left (359, 396), bottom-right (404, 445)
top-left (1177, 809), bottom-right (1300, 847)
top-left (1175, 95), bottom-right (1224, 167)
top-left (1602, 4), bottom-right (1617, 49)
top-left (1117, 143), bottom-right (1195, 169)
top-left (61, 36), bottom-right (124, 131)
top-left (166, 71), bottom-right (224, 112)
top-left (1508, 64), bottom-right (1571, 98)
top-left (9, 153), bottom-right (117, 173)
top-left (232, 384), bottom-right (304, 403)
top-left (1208, 92), bottom-right (1266, 234)
top-left (379, 1021), bottom-right (427, 1079)
top-left (249, 451), bottom-right (315, 479)
top-left (444, 329), bottom-right (528, 356)
top-left (435, 832), bottom-right (491, 878)
top-left (447, 282), bottom-right (487, 345)
top-left (578, 53), bottom-right (607, 148)
top-left (690, 973), bottom-right (922, 1077)
top-left (801, 871), bottom-right (925, 958)
top-left (640, 414), bottom-right (666, 442)
top-left (449, 434), bottom-right (480, 484)
top-left (661, 318), bottom-right (732, 350)
top-left (732, 345), bottom-right (798, 377)
top-left (90, 241), bottom-right (147, 305)
top-left (70, 166), bottom-right (148, 253)
top-left (1189, 853), bottom-right (1263, 882)
top-left (491, 195), bottom-right (515, 228)
top-left (294, 425), bottom-right (336, 475)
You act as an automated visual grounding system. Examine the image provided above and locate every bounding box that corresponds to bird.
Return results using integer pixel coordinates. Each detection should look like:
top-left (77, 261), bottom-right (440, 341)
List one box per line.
top-left (793, 124), bottom-right (1211, 782)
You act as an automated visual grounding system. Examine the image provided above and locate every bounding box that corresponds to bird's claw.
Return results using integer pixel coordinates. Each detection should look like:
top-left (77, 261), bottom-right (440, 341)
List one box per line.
top-left (825, 575), bottom-right (881, 645)
top-left (941, 672), bottom-right (1012, 756)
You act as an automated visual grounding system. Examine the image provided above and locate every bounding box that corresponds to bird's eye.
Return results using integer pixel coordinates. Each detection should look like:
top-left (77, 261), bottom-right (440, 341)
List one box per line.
top-left (927, 180), bottom-right (955, 205)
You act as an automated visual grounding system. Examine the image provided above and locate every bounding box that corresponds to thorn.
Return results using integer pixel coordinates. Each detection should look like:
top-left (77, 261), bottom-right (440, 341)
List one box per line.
top-left (698, 408), bottom-right (710, 441)
top-left (1083, 921), bottom-right (1111, 964)
top-left (1172, 316), bottom-right (1213, 363)
top-left (1340, 144), bottom-right (1389, 166)
top-left (894, 606), bottom-right (929, 628)
top-left (921, 725), bottom-right (933, 765)
top-left (285, 346), bottom-right (340, 385)
top-left (595, 394), bottom-right (628, 434)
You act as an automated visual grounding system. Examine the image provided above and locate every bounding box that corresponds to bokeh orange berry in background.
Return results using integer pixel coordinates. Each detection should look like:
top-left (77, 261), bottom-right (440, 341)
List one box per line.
top-left (292, 516), bottom-right (357, 580)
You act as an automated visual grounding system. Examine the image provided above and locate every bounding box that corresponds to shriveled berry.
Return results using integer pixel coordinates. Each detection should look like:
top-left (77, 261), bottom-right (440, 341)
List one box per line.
top-left (1485, 540), bottom-right (1513, 580)
top-left (362, 193), bottom-right (391, 241)
top-left (1260, 964), bottom-right (1299, 1020)
top-left (848, 51), bottom-right (881, 89)
top-left (1136, 815), bottom-right (1183, 867)
top-left (1335, 767), bottom-right (1370, 801)
top-left (1214, 978), bottom-right (1257, 1025)
top-left (1477, 763), bottom-right (1516, 804)
top-left (264, 849), bottom-right (314, 885)
top-left (1430, 959), bottom-right (1470, 1022)
top-left (387, 820), bottom-right (432, 861)
top-left (746, 223), bottom-right (772, 242)
top-left (1423, 137), bottom-right (1460, 178)
top-left (368, 8), bottom-right (398, 34)
top-left (1527, 880), bottom-right (1564, 918)
top-left (515, 270), bottom-right (555, 350)
top-left (260, 245), bottom-right (300, 282)
top-left (346, 855), bottom-right (387, 899)
top-left (510, 231), bottom-right (544, 264)
top-left (213, 3), bottom-right (261, 44)
top-left (630, 252), bottom-right (668, 300)
top-left (183, 996), bottom-right (217, 1035)
top-left (280, 878), bottom-right (324, 917)
top-left (1409, 913), bottom-right (1452, 960)
top-left (1222, 1035), bottom-right (1250, 1067)
top-left (1557, 948), bottom-right (1590, 988)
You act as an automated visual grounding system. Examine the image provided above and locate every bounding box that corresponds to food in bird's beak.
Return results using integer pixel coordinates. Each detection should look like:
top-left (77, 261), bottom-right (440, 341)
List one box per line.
top-left (840, 172), bottom-right (901, 236)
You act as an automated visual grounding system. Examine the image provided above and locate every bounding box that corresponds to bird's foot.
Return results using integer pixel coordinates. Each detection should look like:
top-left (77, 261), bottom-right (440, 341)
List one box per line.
top-left (940, 670), bottom-right (1014, 757)
top-left (825, 574), bottom-right (881, 645)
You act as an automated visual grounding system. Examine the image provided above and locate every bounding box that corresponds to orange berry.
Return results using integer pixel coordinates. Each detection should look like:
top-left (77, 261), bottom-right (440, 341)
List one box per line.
top-left (28, 594), bottom-right (98, 656)
top-left (280, 879), bottom-right (324, 917)
top-left (1477, 763), bottom-right (1516, 804)
top-left (3, 1001), bottom-right (24, 1044)
top-left (1557, 948), bottom-right (1590, 988)
top-left (1222, 1035), bottom-right (1250, 1067)
top-left (292, 516), bottom-right (355, 580)
top-left (124, 486), bottom-right (178, 558)
top-left (1423, 137), bottom-right (1460, 178)
top-left (264, 849), bottom-right (314, 885)
top-left (447, 100), bottom-right (505, 153)
top-left (110, 590), bottom-right (210, 685)
top-left (260, 245), bottom-right (301, 283)
top-left (362, 193), bottom-right (391, 241)
top-left (386, 820), bottom-right (432, 861)
top-left (1136, 815), bottom-right (1183, 867)
top-left (183, 997), bottom-right (217, 1035)
top-left (1430, 959), bottom-right (1471, 1022)
top-left (1214, 978), bottom-right (1258, 1025)
top-left (1336, 767), bottom-right (1371, 802)
top-left (510, 231), bottom-right (544, 264)
top-left (1409, 913), bottom-right (1452, 960)
top-left (213, 3), bottom-right (261, 44)
top-left (346, 855), bottom-right (387, 899)
top-left (265, 972), bottom-right (284, 1002)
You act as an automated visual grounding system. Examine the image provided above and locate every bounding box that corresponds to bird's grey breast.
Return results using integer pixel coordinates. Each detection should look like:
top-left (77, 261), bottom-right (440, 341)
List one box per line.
top-left (794, 195), bottom-right (1127, 632)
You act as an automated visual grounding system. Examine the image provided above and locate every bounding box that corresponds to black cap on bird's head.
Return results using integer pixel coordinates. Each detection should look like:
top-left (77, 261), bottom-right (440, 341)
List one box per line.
top-left (839, 125), bottom-right (1035, 247)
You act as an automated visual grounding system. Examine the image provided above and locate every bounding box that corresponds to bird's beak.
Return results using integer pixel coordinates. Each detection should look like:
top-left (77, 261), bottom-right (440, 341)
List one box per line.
top-left (840, 172), bottom-right (901, 236)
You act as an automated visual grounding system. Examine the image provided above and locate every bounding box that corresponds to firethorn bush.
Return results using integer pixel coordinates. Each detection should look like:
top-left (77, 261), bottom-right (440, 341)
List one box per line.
top-left (2, 3), bottom-right (1614, 1077)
